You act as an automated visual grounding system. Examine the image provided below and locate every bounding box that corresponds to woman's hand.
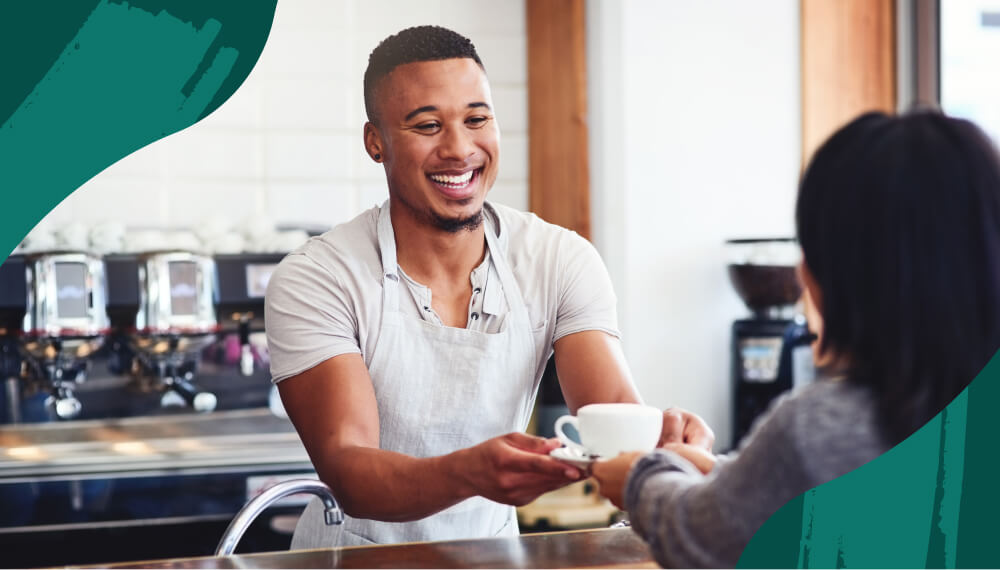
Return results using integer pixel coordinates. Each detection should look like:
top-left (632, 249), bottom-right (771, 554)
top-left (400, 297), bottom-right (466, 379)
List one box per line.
top-left (662, 442), bottom-right (717, 474)
top-left (658, 407), bottom-right (715, 450)
top-left (591, 451), bottom-right (644, 509)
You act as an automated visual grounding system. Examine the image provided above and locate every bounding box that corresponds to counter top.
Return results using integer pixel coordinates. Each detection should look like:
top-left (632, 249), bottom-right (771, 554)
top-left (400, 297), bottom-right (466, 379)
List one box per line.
top-left (87, 527), bottom-right (657, 569)
top-left (0, 409), bottom-right (309, 480)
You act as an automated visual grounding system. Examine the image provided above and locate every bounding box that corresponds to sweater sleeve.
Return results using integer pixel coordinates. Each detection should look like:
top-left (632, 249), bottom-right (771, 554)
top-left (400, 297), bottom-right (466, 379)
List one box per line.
top-left (624, 393), bottom-right (809, 568)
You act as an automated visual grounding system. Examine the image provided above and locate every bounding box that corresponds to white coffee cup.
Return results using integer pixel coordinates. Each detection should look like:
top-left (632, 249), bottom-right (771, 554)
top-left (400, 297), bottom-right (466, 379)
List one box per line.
top-left (554, 403), bottom-right (662, 458)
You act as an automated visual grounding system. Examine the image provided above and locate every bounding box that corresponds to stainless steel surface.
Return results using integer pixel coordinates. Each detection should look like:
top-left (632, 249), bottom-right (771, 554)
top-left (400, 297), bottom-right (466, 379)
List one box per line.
top-left (23, 252), bottom-right (110, 339)
top-left (0, 513), bottom-right (234, 535)
top-left (0, 408), bottom-right (308, 479)
top-left (136, 251), bottom-right (218, 335)
top-left (5, 377), bottom-right (21, 423)
top-left (125, 251), bottom-right (221, 412)
top-left (48, 391), bottom-right (82, 419)
top-left (16, 252), bottom-right (110, 421)
top-left (215, 479), bottom-right (342, 557)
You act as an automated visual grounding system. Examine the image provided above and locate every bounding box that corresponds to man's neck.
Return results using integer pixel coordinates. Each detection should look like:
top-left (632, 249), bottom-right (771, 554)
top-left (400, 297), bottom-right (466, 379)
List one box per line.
top-left (389, 202), bottom-right (487, 287)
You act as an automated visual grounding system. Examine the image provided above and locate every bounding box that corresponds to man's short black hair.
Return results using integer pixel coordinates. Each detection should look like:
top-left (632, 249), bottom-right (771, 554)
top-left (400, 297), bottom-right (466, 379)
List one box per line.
top-left (363, 25), bottom-right (484, 123)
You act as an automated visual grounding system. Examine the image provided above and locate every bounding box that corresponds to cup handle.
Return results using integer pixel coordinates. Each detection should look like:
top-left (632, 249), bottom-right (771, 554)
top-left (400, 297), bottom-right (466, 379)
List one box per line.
top-left (553, 415), bottom-right (586, 453)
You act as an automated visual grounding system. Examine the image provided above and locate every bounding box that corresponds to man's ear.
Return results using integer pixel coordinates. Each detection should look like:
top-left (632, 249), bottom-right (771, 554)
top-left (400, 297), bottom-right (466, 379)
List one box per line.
top-left (364, 122), bottom-right (383, 162)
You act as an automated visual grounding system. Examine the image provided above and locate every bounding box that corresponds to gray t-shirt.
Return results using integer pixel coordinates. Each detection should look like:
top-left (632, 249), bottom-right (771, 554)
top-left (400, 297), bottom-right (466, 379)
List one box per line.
top-left (624, 378), bottom-right (891, 568)
top-left (265, 201), bottom-right (620, 384)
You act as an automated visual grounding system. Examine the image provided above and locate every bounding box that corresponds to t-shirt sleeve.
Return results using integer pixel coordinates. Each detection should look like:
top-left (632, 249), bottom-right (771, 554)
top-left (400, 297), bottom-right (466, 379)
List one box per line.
top-left (623, 393), bottom-right (808, 568)
top-left (552, 232), bottom-right (621, 342)
top-left (264, 252), bottom-right (362, 383)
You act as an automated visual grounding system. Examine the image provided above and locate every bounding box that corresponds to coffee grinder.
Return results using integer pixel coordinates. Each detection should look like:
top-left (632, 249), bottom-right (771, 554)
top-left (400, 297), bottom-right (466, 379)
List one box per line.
top-left (726, 238), bottom-right (815, 446)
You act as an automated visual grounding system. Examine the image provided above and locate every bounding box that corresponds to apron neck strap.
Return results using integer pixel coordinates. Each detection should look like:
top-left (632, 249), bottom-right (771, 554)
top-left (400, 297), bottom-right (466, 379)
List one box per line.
top-left (376, 201), bottom-right (522, 315)
top-left (480, 210), bottom-right (520, 309)
top-left (376, 201), bottom-right (401, 312)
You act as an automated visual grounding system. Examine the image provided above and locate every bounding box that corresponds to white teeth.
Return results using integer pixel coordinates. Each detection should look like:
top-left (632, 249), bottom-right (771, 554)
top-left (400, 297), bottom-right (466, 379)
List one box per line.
top-left (429, 171), bottom-right (474, 185)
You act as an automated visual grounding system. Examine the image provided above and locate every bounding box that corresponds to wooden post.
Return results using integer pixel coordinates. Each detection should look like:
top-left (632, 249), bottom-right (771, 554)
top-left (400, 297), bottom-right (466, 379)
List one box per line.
top-left (801, 0), bottom-right (897, 164)
top-left (526, 0), bottom-right (591, 240)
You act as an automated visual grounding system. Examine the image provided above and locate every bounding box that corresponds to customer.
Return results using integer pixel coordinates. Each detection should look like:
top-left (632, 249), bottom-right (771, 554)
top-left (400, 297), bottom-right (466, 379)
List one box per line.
top-left (592, 110), bottom-right (1000, 568)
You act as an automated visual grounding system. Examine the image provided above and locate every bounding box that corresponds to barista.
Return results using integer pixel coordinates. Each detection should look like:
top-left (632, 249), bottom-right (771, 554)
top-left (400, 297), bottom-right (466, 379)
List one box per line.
top-left (264, 25), bottom-right (712, 548)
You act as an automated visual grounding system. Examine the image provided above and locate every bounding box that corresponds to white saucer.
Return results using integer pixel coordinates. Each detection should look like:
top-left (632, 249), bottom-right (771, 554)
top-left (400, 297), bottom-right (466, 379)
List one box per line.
top-left (550, 447), bottom-right (603, 470)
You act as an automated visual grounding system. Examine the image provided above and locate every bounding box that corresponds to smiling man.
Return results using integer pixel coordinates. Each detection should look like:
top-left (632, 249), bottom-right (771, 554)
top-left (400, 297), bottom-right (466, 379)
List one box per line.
top-left (264, 26), bottom-right (712, 548)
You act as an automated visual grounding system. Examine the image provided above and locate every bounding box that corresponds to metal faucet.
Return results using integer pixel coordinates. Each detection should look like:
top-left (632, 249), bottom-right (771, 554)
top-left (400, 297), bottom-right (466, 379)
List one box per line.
top-left (215, 479), bottom-right (344, 557)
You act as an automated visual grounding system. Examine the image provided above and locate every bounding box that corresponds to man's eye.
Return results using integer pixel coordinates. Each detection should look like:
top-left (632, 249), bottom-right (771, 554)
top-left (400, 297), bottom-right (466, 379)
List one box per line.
top-left (415, 122), bottom-right (440, 132)
top-left (467, 116), bottom-right (490, 127)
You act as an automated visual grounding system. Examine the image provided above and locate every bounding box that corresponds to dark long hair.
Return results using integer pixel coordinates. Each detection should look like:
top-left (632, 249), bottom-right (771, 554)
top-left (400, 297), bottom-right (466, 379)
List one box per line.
top-left (796, 110), bottom-right (1000, 444)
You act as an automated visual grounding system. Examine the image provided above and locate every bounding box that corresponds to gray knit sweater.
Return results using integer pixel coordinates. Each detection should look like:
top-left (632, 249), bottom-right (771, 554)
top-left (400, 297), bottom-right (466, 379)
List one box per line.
top-left (624, 379), bottom-right (891, 568)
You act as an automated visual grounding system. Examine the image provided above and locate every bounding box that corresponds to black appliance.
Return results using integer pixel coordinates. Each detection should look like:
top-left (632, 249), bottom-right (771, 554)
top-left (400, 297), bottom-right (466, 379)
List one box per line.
top-left (726, 238), bottom-right (815, 447)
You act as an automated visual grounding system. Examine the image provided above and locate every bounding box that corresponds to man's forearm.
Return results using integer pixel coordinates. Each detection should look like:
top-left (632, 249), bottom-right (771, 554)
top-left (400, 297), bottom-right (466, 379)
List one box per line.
top-left (315, 445), bottom-right (474, 522)
top-left (553, 331), bottom-right (642, 413)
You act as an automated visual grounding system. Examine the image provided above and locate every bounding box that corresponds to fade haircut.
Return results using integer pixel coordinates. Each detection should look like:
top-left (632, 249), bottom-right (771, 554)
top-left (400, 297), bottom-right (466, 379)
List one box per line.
top-left (363, 25), bottom-right (484, 124)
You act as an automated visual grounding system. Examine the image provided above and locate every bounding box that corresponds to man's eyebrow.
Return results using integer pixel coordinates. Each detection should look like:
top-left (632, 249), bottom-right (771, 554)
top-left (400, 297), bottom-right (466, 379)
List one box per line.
top-left (404, 106), bottom-right (437, 121)
top-left (404, 102), bottom-right (492, 121)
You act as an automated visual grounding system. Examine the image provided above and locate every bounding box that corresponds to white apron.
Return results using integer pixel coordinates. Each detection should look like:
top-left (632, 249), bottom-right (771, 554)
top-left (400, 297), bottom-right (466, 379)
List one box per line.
top-left (291, 203), bottom-right (540, 548)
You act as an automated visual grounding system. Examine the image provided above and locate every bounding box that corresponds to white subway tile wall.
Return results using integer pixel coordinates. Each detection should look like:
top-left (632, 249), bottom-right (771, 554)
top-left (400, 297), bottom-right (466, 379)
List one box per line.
top-left (35, 0), bottom-right (528, 235)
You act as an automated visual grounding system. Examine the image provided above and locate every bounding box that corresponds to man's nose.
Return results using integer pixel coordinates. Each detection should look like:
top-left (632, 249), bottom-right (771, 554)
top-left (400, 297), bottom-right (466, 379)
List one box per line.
top-left (437, 126), bottom-right (476, 161)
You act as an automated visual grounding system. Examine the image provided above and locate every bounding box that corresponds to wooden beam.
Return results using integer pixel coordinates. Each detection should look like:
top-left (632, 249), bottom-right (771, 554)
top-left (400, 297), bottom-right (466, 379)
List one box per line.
top-left (801, 0), bottom-right (897, 164)
top-left (526, 0), bottom-right (591, 240)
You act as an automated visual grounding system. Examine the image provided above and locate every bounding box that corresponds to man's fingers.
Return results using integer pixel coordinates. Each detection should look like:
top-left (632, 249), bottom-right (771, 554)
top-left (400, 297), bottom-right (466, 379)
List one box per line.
top-left (504, 432), bottom-right (560, 453)
top-left (485, 434), bottom-right (580, 479)
top-left (519, 449), bottom-right (583, 479)
top-left (684, 425), bottom-right (715, 450)
top-left (680, 411), bottom-right (715, 451)
top-left (659, 410), bottom-right (684, 445)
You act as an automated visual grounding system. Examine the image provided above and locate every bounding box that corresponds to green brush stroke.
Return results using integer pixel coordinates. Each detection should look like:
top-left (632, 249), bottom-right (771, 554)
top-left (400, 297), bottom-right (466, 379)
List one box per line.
top-left (739, 352), bottom-right (998, 567)
top-left (736, 494), bottom-right (805, 569)
top-left (0, 1), bottom-right (103, 124)
top-left (926, 393), bottom-right (967, 568)
top-left (0, 0), bottom-right (275, 257)
top-left (835, 535), bottom-right (847, 569)
top-left (174, 45), bottom-right (239, 131)
top-left (800, 496), bottom-right (814, 567)
top-left (955, 351), bottom-right (1000, 567)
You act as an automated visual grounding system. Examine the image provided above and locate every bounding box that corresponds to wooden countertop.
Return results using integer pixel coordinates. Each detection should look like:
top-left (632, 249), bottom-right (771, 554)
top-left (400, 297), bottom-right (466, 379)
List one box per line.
top-left (87, 528), bottom-right (657, 569)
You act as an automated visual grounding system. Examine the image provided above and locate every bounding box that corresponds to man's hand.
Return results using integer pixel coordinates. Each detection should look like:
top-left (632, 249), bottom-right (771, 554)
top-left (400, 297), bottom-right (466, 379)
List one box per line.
top-left (658, 407), bottom-right (714, 451)
top-left (662, 442), bottom-right (717, 474)
top-left (456, 433), bottom-right (584, 506)
top-left (592, 451), bottom-right (644, 510)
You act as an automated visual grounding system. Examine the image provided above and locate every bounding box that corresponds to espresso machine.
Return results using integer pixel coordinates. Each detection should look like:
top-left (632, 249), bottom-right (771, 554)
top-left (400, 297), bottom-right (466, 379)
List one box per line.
top-left (0, 252), bottom-right (109, 421)
top-left (105, 251), bottom-right (220, 412)
top-left (212, 253), bottom-right (287, 414)
top-left (0, 247), bottom-right (316, 567)
top-left (726, 238), bottom-right (815, 446)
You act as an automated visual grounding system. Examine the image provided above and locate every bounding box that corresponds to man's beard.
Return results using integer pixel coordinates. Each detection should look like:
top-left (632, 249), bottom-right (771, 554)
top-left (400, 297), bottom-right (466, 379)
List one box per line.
top-left (393, 191), bottom-right (485, 233)
top-left (432, 209), bottom-right (484, 233)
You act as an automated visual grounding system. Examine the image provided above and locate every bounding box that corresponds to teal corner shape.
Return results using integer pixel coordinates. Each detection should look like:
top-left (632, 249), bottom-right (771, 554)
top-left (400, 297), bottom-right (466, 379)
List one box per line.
top-left (0, 0), bottom-right (278, 256)
top-left (739, 350), bottom-right (1000, 568)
